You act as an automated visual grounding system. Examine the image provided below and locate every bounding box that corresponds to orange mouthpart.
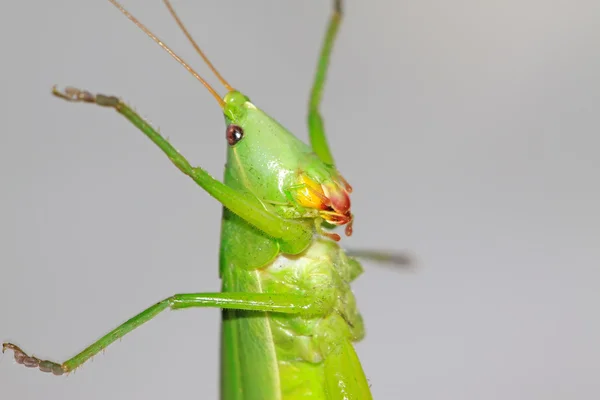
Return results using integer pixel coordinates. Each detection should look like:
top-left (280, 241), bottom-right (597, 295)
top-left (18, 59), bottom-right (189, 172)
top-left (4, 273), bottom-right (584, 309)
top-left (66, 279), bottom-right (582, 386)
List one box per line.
top-left (295, 173), bottom-right (354, 239)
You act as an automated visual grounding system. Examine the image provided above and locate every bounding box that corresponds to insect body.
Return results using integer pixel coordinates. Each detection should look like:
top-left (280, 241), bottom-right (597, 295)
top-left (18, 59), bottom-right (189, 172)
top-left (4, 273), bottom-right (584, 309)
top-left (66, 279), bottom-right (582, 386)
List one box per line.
top-left (3, 0), bottom-right (373, 398)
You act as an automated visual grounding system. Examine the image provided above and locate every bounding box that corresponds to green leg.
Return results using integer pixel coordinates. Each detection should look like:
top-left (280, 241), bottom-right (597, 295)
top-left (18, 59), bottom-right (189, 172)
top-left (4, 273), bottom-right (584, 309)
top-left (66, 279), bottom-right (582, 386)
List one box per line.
top-left (308, 0), bottom-right (343, 165)
top-left (51, 87), bottom-right (311, 254)
top-left (346, 249), bottom-right (414, 267)
top-left (3, 291), bottom-right (332, 375)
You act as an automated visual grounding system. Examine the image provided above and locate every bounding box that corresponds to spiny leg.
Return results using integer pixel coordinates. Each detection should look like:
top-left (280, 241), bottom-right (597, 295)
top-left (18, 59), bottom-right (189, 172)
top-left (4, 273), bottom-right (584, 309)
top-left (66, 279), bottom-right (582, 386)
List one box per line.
top-left (51, 86), bottom-right (311, 254)
top-left (3, 291), bottom-right (332, 375)
top-left (308, 0), bottom-right (343, 165)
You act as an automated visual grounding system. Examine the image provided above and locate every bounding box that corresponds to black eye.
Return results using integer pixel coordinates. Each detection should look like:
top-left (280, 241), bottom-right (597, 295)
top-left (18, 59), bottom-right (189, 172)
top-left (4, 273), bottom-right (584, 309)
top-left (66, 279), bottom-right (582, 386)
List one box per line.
top-left (226, 124), bottom-right (244, 146)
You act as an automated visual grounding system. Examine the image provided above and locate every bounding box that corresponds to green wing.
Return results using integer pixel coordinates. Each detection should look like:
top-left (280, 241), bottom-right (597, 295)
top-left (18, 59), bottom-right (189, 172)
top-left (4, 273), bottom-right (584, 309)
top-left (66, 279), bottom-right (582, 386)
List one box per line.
top-left (220, 255), bottom-right (281, 400)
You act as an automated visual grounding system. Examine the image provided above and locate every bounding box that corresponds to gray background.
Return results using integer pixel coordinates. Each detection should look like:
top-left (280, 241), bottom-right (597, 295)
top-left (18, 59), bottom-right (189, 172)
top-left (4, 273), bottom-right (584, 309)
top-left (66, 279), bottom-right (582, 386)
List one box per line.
top-left (1, 1), bottom-right (599, 399)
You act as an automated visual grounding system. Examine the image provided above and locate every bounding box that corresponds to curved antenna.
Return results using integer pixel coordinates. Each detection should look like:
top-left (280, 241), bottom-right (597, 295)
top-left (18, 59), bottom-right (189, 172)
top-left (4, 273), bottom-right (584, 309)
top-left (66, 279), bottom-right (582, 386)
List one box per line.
top-left (163, 0), bottom-right (233, 92)
top-left (107, 0), bottom-right (224, 107)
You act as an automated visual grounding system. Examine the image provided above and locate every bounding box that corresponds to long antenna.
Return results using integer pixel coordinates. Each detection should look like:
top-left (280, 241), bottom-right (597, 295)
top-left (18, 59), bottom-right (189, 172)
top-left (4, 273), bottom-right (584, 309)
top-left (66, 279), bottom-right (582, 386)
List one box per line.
top-left (107, 0), bottom-right (224, 107)
top-left (163, 0), bottom-right (233, 92)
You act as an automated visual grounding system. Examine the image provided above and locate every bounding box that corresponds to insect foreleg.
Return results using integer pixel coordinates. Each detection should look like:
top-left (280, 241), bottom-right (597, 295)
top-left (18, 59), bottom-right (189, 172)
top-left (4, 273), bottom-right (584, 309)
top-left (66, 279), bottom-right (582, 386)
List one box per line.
top-left (51, 86), bottom-right (312, 253)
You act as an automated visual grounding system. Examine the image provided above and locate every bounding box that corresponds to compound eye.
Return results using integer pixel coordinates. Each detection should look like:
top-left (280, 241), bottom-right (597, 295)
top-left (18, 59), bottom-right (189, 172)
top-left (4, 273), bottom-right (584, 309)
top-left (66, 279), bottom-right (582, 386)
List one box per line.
top-left (226, 124), bottom-right (244, 146)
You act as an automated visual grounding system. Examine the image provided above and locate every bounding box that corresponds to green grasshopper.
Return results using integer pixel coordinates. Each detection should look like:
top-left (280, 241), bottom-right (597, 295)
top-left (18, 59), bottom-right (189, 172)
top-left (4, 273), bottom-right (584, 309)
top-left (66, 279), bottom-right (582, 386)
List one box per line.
top-left (3, 0), bottom-right (387, 398)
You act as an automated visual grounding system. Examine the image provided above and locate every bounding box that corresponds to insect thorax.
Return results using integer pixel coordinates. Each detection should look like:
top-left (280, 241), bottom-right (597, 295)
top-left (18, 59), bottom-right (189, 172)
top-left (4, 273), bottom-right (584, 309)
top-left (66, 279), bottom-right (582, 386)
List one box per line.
top-left (259, 237), bottom-right (365, 392)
